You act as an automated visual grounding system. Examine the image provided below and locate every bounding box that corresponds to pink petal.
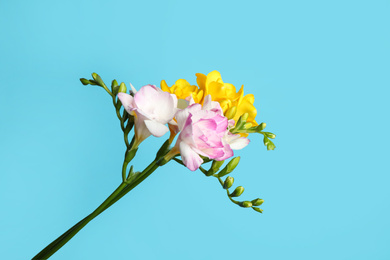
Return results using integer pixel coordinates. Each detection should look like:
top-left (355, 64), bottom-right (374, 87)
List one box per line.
top-left (180, 142), bottom-right (203, 171)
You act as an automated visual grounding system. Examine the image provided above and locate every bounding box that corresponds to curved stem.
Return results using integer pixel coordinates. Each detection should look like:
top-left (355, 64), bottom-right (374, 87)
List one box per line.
top-left (32, 159), bottom-right (161, 260)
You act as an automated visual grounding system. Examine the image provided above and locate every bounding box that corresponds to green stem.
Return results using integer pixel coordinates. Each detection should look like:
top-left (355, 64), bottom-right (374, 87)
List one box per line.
top-left (32, 159), bottom-right (161, 260)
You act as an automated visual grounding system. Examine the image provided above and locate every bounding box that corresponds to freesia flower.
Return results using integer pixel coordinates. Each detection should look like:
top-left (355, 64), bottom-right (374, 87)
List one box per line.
top-left (117, 84), bottom-right (178, 148)
top-left (196, 70), bottom-right (258, 127)
top-left (161, 78), bottom-right (203, 104)
top-left (161, 71), bottom-right (258, 130)
top-left (168, 95), bottom-right (249, 171)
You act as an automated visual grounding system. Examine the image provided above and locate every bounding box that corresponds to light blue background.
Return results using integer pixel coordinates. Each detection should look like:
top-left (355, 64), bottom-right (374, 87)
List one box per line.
top-left (1, 0), bottom-right (389, 259)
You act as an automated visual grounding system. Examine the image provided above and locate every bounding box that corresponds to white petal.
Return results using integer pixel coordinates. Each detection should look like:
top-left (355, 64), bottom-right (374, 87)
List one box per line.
top-left (129, 83), bottom-right (137, 94)
top-left (202, 95), bottom-right (212, 110)
top-left (180, 142), bottom-right (203, 171)
top-left (144, 120), bottom-right (169, 137)
top-left (117, 93), bottom-right (135, 114)
top-left (226, 134), bottom-right (250, 150)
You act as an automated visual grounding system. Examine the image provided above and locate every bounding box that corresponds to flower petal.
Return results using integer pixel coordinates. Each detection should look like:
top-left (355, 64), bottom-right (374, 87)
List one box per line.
top-left (117, 93), bottom-right (135, 114)
top-left (225, 133), bottom-right (250, 150)
top-left (144, 120), bottom-right (169, 137)
top-left (180, 142), bottom-right (203, 171)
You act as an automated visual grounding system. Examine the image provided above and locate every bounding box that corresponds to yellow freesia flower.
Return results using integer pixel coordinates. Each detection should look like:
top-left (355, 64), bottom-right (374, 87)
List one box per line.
top-left (196, 71), bottom-right (258, 126)
top-left (161, 78), bottom-right (203, 104)
top-left (161, 70), bottom-right (258, 128)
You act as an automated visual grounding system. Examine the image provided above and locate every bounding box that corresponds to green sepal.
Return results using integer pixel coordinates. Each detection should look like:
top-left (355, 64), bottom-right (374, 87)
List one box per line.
top-left (223, 176), bottom-right (234, 189)
top-left (125, 148), bottom-right (138, 163)
top-left (115, 100), bottom-right (122, 110)
top-left (230, 186), bottom-right (244, 197)
top-left (251, 198), bottom-right (264, 206)
top-left (156, 139), bottom-right (171, 159)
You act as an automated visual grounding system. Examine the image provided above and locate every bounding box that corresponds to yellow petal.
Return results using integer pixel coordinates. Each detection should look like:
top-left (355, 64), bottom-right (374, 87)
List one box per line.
top-left (160, 80), bottom-right (171, 93)
top-left (206, 70), bottom-right (223, 87)
top-left (234, 94), bottom-right (257, 125)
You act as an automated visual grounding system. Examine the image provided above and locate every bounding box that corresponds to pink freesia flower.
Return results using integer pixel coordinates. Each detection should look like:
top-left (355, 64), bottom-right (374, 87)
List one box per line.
top-left (117, 84), bottom-right (178, 148)
top-left (172, 95), bottom-right (249, 171)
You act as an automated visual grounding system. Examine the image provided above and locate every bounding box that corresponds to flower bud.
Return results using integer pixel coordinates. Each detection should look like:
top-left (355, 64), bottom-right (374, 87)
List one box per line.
top-left (263, 136), bottom-right (270, 146)
top-left (257, 122), bottom-right (266, 132)
top-left (206, 160), bottom-right (224, 176)
top-left (118, 82), bottom-right (127, 93)
top-left (266, 132), bottom-right (276, 139)
top-left (223, 176), bottom-right (234, 189)
top-left (92, 73), bottom-right (104, 86)
top-left (211, 160), bottom-right (224, 172)
top-left (251, 198), bottom-right (264, 206)
top-left (218, 157), bottom-right (240, 177)
top-left (230, 186), bottom-right (244, 197)
top-left (80, 78), bottom-right (91, 85)
top-left (111, 79), bottom-right (119, 95)
top-left (225, 106), bottom-right (237, 120)
top-left (239, 201), bottom-right (252, 208)
top-left (241, 113), bottom-right (249, 122)
top-left (243, 122), bottom-right (252, 129)
top-left (252, 207), bottom-right (263, 213)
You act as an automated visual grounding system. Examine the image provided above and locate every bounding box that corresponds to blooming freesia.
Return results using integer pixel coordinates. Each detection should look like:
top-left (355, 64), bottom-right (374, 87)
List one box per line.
top-left (161, 79), bottom-right (203, 104)
top-left (117, 84), bottom-right (178, 148)
top-left (161, 71), bottom-right (258, 129)
top-left (169, 95), bottom-right (249, 171)
top-left (196, 70), bottom-right (258, 127)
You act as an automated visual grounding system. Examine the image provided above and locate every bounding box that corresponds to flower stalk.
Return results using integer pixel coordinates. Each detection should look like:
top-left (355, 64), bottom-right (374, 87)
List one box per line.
top-left (33, 71), bottom-right (275, 259)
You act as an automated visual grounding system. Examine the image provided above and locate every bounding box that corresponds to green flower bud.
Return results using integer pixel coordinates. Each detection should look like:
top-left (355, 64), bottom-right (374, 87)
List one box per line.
top-left (218, 157), bottom-right (240, 177)
top-left (257, 122), bottom-right (266, 131)
top-left (243, 122), bottom-right (252, 129)
top-left (268, 133), bottom-right (276, 139)
top-left (80, 78), bottom-right (91, 85)
top-left (239, 201), bottom-right (253, 208)
top-left (92, 72), bottom-right (105, 86)
top-left (263, 132), bottom-right (276, 139)
top-left (252, 207), bottom-right (263, 213)
top-left (212, 160), bottom-right (224, 172)
top-left (118, 82), bottom-right (127, 93)
top-left (267, 141), bottom-right (276, 150)
top-left (111, 79), bottom-right (119, 95)
top-left (241, 113), bottom-right (249, 122)
top-left (235, 113), bottom-right (249, 129)
top-left (225, 106), bottom-right (237, 120)
top-left (230, 186), bottom-right (244, 197)
top-left (251, 198), bottom-right (264, 206)
top-left (125, 148), bottom-right (138, 163)
top-left (263, 136), bottom-right (270, 146)
top-left (223, 176), bottom-right (234, 189)
top-left (206, 160), bottom-right (224, 176)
